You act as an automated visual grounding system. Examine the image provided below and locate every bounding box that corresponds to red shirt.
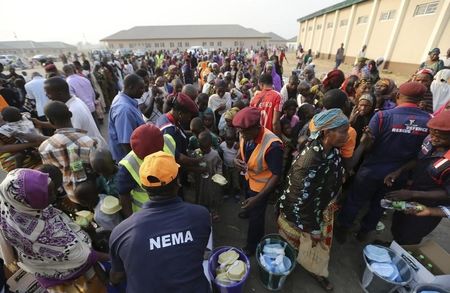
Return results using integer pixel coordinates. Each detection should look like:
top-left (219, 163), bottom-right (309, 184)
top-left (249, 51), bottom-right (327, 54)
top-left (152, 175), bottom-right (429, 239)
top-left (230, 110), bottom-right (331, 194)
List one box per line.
top-left (250, 89), bottom-right (282, 132)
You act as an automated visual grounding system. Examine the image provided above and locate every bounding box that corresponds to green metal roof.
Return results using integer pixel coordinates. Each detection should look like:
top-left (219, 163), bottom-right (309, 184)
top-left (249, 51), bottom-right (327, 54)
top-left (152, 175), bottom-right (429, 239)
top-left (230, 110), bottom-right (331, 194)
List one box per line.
top-left (297, 0), bottom-right (368, 22)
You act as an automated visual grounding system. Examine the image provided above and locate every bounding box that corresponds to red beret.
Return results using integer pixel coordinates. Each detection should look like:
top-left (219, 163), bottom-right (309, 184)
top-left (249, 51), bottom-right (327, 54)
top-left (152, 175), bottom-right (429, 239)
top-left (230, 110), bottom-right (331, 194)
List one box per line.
top-left (175, 93), bottom-right (198, 114)
top-left (130, 124), bottom-right (164, 159)
top-left (232, 107), bottom-right (261, 128)
top-left (398, 82), bottom-right (427, 99)
top-left (44, 64), bottom-right (57, 72)
top-left (427, 110), bottom-right (450, 131)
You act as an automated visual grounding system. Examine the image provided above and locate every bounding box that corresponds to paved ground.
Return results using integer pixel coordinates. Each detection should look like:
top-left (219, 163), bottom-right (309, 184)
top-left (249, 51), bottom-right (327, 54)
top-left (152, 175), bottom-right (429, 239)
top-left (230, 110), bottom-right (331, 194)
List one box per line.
top-left (5, 58), bottom-right (449, 293)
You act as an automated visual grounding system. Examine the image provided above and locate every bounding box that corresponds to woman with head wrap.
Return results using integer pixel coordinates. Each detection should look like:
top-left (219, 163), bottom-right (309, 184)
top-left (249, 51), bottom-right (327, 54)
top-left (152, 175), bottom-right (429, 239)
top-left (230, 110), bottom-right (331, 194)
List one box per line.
top-left (413, 68), bottom-right (434, 113)
top-left (431, 69), bottom-right (450, 112)
top-left (374, 78), bottom-right (398, 111)
top-left (340, 75), bottom-right (359, 105)
top-left (310, 69), bottom-right (345, 108)
top-left (363, 60), bottom-right (380, 85)
top-left (349, 93), bottom-right (375, 147)
top-left (264, 61), bottom-right (282, 92)
top-left (0, 169), bottom-right (107, 292)
top-left (419, 48), bottom-right (444, 75)
top-left (278, 109), bottom-right (349, 291)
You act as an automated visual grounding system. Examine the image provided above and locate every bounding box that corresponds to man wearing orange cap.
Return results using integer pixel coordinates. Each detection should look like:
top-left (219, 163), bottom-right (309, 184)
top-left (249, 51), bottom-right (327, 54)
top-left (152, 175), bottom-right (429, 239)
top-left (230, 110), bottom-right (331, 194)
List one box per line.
top-left (384, 110), bottom-right (450, 244)
top-left (233, 107), bottom-right (283, 256)
top-left (116, 124), bottom-right (176, 217)
top-left (109, 151), bottom-right (211, 293)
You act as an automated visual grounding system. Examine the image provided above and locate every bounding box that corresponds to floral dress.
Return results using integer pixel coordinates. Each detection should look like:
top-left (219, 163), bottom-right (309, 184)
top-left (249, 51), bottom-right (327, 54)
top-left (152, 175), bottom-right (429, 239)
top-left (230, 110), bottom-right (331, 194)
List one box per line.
top-left (278, 139), bottom-right (344, 233)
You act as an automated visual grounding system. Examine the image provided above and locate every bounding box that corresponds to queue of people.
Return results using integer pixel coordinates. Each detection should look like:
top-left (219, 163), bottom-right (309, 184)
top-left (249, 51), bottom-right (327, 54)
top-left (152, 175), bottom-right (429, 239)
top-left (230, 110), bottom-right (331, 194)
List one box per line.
top-left (0, 44), bottom-right (448, 292)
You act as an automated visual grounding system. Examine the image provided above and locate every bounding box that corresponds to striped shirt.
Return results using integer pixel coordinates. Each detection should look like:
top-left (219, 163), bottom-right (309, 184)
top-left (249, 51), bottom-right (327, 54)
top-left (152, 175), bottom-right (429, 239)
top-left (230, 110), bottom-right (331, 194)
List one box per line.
top-left (39, 128), bottom-right (98, 200)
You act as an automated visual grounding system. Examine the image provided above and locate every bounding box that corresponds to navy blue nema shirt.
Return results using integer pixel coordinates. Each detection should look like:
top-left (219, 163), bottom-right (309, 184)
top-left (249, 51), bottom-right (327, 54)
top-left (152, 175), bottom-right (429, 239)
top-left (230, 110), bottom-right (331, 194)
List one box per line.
top-left (109, 197), bottom-right (211, 293)
top-left (359, 103), bottom-right (431, 179)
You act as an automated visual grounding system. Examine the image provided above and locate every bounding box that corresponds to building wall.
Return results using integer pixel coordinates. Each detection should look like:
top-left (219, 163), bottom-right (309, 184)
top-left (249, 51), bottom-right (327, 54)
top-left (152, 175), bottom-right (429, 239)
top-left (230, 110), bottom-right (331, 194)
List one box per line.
top-left (105, 38), bottom-right (267, 50)
top-left (311, 15), bottom-right (325, 51)
top-left (437, 16), bottom-right (450, 53)
top-left (330, 7), bottom-right (351, 54)
top-left (365, 0), bottom-right (400, 59)
top-left (347, 1), bottom-right (373, 56)
top-left (390, 0), bottom-right (442, 64)
top-left (297, 0), bottom-right (449, 73)
top-left (0, 48), bottom-right (75, 56)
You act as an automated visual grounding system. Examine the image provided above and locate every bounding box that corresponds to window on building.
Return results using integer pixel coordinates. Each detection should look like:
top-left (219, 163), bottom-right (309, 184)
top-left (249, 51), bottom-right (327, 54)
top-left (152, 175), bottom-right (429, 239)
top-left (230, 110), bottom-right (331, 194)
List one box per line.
top-left (160, 42), bottom-right (164, 48)
top-left (327, 22), bottom-right (333, 29)
top-left (129, 43), bottom-right (134, 48)
top-left (357, 15), bottom-right (368, 24)
top-left (234, 41), bottom-right (238, 46)
top-left (414, 1), bottom-right (439, 16)
top-left (316, 24), bottom-right (322, 30)
top-left (380, 10), bottom-right (396, 20)
top-left (155, 43), bottom-right (159, 48)
top-left (146, 43), bottom-right (151, 48)
top-left (170, 42), bottom-right (174, 48)
top-left (177, 42), bottom-right (182, 47)
top-left (210, 41), bottom-right (214, 46)
top-left (217, 41), bottom-right (222, 47)
top-left (257, 41), bottom-right (261, 46)
top-left (202, 41), bottom-right (207, 46)
top-left (119, 43), bottom-right (124, 48)
top-left (339, 19), bottom-right (348, 27)
top-left (308, 26), bottom-right (312, 31)
top-left (185, 42), bottom-right (189, 47)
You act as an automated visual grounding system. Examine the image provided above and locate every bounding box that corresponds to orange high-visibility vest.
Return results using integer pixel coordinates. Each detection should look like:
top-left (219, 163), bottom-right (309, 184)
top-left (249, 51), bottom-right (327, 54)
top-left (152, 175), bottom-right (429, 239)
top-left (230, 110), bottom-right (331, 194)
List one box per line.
top-left (239, 128), bottom-right (281, 192)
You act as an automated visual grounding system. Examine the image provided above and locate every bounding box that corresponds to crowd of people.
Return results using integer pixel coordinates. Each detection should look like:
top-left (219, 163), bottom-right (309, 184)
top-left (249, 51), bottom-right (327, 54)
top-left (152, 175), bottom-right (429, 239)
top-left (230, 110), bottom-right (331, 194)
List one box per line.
top-left (0, 43), bottom-right (449, 292)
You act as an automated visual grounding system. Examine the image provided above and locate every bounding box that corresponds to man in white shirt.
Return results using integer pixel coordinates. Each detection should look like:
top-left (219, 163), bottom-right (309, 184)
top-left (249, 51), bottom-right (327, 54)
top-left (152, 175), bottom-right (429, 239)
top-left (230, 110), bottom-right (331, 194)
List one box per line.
top-left (24, 72), bottom-right (52, 135)
top-left (24, 72), bottom-right (48, 119)
top-left (41, 77), bottom-right (106, 147)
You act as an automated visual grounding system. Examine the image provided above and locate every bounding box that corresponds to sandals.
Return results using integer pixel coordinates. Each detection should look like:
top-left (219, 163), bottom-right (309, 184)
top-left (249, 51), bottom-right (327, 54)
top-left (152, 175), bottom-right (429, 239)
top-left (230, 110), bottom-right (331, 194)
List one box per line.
top-left (310, 273), bottom-right (334, 291)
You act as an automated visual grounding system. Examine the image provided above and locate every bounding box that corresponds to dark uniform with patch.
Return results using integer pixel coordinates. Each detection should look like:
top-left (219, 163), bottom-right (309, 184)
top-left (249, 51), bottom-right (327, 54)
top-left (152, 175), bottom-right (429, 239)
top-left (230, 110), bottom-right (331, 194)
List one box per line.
top-left (391, 136), bottom-right (450, 244)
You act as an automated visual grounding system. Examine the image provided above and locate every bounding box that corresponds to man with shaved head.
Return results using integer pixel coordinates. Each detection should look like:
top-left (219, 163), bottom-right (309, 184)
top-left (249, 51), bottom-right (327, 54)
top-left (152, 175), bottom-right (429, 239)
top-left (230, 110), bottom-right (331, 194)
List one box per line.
top-left (108, 73), bottom-right (146, 162)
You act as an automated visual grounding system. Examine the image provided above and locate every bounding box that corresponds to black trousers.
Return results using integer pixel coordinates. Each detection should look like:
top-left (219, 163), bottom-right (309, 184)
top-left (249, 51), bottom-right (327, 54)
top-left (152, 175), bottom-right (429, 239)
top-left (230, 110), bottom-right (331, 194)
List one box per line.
top-left (245, 185), bottom-right (268, 252)
top-left (391, 211), bottom-right (442, 245)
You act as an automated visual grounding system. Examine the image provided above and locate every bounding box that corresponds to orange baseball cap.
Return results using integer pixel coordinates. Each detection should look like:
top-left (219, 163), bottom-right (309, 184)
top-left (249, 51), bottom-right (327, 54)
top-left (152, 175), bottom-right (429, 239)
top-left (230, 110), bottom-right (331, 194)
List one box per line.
top-left (139, 151), bottom-right (180, 187)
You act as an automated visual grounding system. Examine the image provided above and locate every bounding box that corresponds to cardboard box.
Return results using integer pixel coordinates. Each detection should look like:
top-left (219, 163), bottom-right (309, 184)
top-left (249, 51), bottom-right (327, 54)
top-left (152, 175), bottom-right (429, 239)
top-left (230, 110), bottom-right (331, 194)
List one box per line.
top-left (390, 240), bottom-right (450, 289)
top-left (7, 269), bottom-right (46, 293)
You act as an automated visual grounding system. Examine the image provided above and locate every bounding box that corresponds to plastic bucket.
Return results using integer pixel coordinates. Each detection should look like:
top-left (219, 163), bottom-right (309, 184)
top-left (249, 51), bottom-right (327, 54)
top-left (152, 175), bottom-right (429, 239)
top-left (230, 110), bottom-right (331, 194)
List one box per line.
top-left (361, 245), bottom-right (413, 293)
top-left (208, 246), bottom-right (250, 293)
top-left (255, 234), bottom-right (297, 291)
top-left (412, 283), bottom-right (450, 293)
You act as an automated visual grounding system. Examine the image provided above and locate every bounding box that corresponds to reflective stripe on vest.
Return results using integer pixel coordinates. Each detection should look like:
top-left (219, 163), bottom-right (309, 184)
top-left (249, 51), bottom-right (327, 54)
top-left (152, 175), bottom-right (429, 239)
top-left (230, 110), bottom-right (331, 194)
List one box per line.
top-left (118, 151), bottom-right (149, 212)
top-left (163, 134), bottom-right (176, 155)
top-left (239, 128), bottom-right (281, 192)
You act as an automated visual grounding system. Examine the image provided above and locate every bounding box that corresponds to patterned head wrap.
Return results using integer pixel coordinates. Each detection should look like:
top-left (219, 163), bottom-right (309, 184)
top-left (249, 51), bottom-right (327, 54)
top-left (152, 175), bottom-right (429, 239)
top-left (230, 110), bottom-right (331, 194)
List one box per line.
top-left (310, 109), bottom-right (349, 139)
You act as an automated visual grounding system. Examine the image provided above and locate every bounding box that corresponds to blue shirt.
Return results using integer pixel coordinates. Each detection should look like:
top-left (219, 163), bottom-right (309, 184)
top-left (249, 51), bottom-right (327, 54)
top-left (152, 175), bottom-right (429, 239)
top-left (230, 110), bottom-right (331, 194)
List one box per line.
top-left (108, 92), bottom-right (144, 162)
top-left (359, 104), bottom-right (431, 179)
top-left (109, 197), bottom-right (211, 293)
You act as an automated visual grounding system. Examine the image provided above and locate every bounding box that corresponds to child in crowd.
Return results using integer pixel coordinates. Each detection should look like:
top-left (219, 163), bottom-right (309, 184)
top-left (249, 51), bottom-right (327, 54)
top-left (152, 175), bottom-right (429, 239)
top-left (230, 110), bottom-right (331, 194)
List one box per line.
top-left (197, 131), bottom-right (223, 222)
top-left (281, 99), bottom-right (300, 129)
top-left (0, 106), bottom-right (40, 167)
top-left (90, 148), bottom-right (119, 196)
top-left (219, 128), bottom-right (240, 201)
top-left (189, 117), bottom-right (220, 150)
top-left (196, 93), bottom-right (211, 119)
top-left (219, 107), bottom-right (239, 138)
top-left (280, 117), bottom-right (296, 176)
top-left (202, 111), bottom-right (217, 134)
top-left (74, 180), bottom-right (123, 231)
